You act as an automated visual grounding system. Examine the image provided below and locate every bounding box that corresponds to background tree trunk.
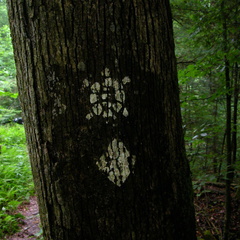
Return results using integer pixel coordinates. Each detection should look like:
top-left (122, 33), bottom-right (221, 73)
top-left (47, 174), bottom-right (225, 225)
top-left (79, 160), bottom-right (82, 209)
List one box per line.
top-left (221, 1), bottom-right (233, 239)
top-left (7, 0), bottom-right (196, 239)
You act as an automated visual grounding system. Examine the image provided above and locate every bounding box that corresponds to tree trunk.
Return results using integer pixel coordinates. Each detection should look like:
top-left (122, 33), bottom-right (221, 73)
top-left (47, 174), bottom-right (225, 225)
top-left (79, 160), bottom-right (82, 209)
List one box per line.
top-left (232, 62), bottom-right (239, 167)
top-left (221, 1), bottom-right (233, 239)
top-left (7, 1), bottom-right (196, 239)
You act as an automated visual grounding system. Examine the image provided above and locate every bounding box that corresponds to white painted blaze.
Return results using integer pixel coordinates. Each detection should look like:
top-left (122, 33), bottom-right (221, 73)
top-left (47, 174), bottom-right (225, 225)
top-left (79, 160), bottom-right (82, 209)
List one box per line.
top-left (96, 138), bottom-right (136, 186)
top-left (83, 68), bottom-right (130, 121)
top-left (82, 67), bottom-right (136, 187)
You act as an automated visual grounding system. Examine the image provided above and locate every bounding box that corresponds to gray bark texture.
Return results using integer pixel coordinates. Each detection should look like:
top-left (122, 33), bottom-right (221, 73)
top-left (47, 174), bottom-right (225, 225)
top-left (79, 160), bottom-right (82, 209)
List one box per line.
top-left (7, 0), bottom-right (196, 239)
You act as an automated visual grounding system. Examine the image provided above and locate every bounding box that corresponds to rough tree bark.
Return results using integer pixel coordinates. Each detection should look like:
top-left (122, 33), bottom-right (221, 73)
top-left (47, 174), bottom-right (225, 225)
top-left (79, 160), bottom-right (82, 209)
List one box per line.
top-left (7, 1), bottom-right (196, 239)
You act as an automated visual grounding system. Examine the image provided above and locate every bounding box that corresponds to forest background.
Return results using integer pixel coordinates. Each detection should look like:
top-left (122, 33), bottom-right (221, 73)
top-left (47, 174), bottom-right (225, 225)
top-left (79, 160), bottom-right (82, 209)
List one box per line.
top-left (0, 0), bottom-right (239, 239)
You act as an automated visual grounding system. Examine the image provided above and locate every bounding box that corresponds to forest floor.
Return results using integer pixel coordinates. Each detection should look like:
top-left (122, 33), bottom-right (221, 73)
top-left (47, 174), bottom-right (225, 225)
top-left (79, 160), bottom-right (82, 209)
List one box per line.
top-left (4, 184), bottom-right (240, 240)
top-left (194, 182), bottom-right (240, 240)
top-left (5, 196), bottom-right (41, 240)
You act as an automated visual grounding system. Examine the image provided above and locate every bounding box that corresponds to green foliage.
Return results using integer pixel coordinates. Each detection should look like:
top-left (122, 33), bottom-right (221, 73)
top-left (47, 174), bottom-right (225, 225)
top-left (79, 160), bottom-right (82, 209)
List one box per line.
top-left (0, 25), bottom-right (15, 76)
top-left (0, 106), bottom-right (21, 125)
top-left (0, 125), bottom-right (34, 238)
top-left (201, 230), bottom-right (217, 240)
top-left (171, 0), bottom-right (240, 183)
top-left (0, 1), bottom-right (20, 116)
top-left (0, 211), bottom-right (24, 238)
top-left (0, 0), bottom-right (8, 28)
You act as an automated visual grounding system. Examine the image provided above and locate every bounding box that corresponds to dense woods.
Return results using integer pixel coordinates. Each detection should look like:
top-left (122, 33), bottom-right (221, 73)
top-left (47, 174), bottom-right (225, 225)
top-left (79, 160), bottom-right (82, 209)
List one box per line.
top-left (172, 0), bottom-right (240, 186)
top-left (0, 0), bottom-right (239, 239)
top-left (172, 1), bottom-right (240, 239)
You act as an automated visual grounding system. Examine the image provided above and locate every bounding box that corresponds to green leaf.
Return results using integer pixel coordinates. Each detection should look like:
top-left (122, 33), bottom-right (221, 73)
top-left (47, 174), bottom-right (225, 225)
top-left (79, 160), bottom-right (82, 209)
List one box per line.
top-left (0, 91), bottom-right (18, 98)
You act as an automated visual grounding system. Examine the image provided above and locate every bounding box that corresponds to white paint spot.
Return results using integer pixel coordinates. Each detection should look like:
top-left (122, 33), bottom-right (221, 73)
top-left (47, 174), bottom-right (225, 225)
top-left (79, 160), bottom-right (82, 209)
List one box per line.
top-left (86, 113), bottom-right (93, 120)
top-left (113, 80), bottom-right (120, 91)
top-left (91, 82), bottom-right (101, 93)
top-left (90, 94), bottom-right (98, 103)
top-left (96, 138), bottom-right (136, 186)
top-left (101, 68), bottom-right (111, 77)
top-left (115, 90), bottom-right (125, 102)
top-left (103, 111), bottom-right (108, 118)
top-left (78, 62), bottom-right (86, 71)
top-left (123, 108), bottom-right (129, 117)
top-left (101, 93), bottom-right (108, 100)
top-left (112, 103), bottom-right (122, 112)
top-left (108, 109), bottom-right (113, 117)
top-left (83, 79), bottom-right (89, 88)
top-left (122, 76), bottom-right (131, 85)
top-left (114, 59), bottom-right (118, 67)
top-left (104, 77), bottom-right (112, 87)
top-left (92, 104), bottom-right (102, 115)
